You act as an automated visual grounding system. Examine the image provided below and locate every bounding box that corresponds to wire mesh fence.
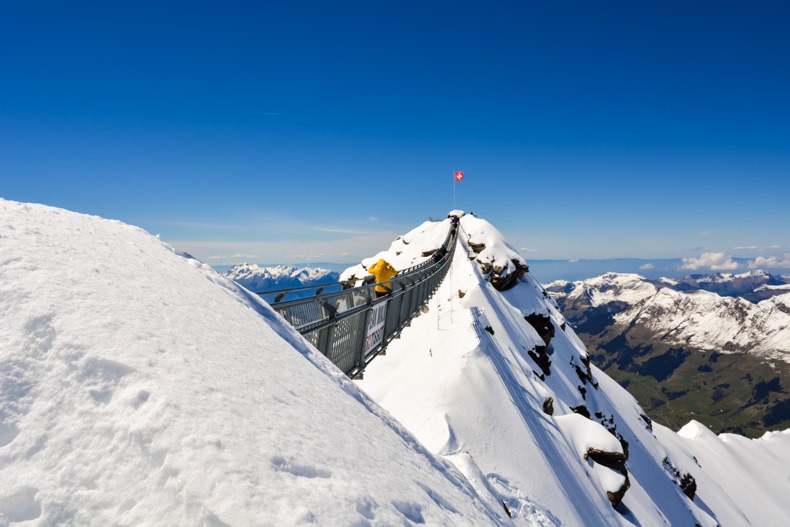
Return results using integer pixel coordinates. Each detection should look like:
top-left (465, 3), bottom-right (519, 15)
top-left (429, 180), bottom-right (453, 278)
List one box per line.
top-left (259, 228), bottom-right (457, 378)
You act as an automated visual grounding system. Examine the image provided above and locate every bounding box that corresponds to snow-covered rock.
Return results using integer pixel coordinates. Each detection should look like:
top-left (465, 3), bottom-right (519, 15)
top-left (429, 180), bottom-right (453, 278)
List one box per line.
top-left (0, 199), bottom-right (503, 526)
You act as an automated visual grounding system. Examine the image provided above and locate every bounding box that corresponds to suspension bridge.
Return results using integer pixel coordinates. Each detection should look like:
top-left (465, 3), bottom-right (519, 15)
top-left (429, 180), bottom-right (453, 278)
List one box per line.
top-left (257, 225), bottom-right (458, 379)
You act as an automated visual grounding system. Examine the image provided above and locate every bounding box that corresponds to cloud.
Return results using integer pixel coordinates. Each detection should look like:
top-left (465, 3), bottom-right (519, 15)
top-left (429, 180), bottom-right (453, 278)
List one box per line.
top-left (520, 247), bottom-right (536, 253)
top-left (747, 254), bottom-right (790, 269)
top-left (680, 252), bottom-right (739, 271)
top-left (639, 263), bottom-right (655, 270)
top-left (733, 246), bottom-right (758, 251)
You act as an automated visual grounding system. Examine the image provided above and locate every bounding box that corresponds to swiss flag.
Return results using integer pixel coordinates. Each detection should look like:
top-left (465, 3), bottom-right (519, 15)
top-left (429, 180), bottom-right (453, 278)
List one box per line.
top-left (454, 171), bottom-right (464, 182)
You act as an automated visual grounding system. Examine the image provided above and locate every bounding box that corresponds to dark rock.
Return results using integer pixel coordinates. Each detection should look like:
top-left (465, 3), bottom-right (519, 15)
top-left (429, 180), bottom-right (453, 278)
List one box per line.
top-left (543, 397), bottom-right (554, 415)
top-left (662, 457), bottom-right (697, 501)
top-left (585, 448), bottom-right (627, 473)
top-left (607, 474), bottom-right (631, 509)
top-left (585, 448), bottom-right (630, 508)
top-left (639, 413), bottom-right (653, 432)
top-left (571, 404), bottom-right (590, 418)
top-left (528, 345), bottom-right (552, 377)
top-left (468, 242), bottom-right (486, 254)
top-left (489, 259), bottom-right (530, 291)
top-left (525, 313), bottom-right (555, 346)
top-left (484, 325), bottom-right (495, 335)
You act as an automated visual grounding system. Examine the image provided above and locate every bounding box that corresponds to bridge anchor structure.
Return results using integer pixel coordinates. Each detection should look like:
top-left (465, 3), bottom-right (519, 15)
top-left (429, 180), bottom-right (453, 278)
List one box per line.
top-left (258, 227), bottom-right (457, 379)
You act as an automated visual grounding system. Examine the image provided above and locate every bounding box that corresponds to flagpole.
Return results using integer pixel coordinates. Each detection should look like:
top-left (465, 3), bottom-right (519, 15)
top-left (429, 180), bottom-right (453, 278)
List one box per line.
top-left (453, 171), bottom-right (456, 209)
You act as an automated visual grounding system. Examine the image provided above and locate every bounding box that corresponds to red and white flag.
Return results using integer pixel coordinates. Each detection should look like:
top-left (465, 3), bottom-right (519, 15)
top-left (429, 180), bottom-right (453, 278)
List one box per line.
top-left (454, 171), bottom-right (464, 182)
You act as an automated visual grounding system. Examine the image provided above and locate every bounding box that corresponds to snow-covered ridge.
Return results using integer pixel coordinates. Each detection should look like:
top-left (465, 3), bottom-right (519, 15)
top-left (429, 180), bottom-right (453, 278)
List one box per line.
top-left (0, 199), bottom-right (503, 525)
top-left (349, 212), bottom-right (790, 526)
top-left (224, 263), bottom-right (339, 292)
top-left (546, 272), bottom-right (790, 362)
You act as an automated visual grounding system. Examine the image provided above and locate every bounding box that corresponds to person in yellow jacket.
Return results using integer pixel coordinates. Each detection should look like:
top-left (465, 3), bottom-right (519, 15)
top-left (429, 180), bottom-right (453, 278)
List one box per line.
top-left (368, 258), bottom-right (397, 298)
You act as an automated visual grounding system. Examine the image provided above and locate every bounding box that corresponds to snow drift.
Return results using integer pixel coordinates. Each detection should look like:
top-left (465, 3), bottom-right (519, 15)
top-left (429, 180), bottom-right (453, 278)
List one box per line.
top-left (0, 199), bottom-right (502, 526)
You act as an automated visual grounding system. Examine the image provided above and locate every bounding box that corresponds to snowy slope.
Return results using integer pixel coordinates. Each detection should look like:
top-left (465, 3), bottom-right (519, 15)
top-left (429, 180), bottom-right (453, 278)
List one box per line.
top-left (224, 263), bottom-right (338, 292)
top-left (350, 213), bottom-right (790, 526)
top-left (547, 272), bottom-right (790, 362)
top-left (0, 199), bottom-right (503, 526)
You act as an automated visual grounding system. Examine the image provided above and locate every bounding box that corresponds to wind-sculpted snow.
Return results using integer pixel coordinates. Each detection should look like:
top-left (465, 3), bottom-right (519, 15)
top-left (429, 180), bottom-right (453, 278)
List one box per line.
top-left (0, 199), bottom-right (503, 526)
top-left (352, 211), bottom-right (790, 526)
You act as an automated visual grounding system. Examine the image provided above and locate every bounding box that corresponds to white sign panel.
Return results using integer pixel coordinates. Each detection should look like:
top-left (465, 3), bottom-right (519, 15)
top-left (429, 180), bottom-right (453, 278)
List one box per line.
top-left (364, 300), bottom-right (388, 354)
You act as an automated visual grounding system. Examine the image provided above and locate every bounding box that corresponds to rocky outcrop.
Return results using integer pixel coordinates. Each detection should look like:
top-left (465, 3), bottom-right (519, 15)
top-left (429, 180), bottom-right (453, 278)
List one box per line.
top-left (662, 457), bottom-right (697, 500)
top-left (525, 313), bottom-right (555, 346)
top-left (585, 448), bottom-right (630, 508)
top-left (487, 259), bottom-right (529, 291)
top-left (528, 345), bottom-right (551, 377)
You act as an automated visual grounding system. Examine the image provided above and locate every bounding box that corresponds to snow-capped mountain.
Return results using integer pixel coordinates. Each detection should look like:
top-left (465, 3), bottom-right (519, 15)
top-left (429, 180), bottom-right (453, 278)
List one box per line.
top-left (662, 270), bottom-right (790, 302)
top-left (548, 272), bottom-right (790, 361)
top-left (546, 272), bottom-right (790, 435)
top-left (224, 263), bottom-right (339, 292)
top-left (344, 213), bottom-right (790, 526)
top-left (2, 199), bottom-right (789, 526)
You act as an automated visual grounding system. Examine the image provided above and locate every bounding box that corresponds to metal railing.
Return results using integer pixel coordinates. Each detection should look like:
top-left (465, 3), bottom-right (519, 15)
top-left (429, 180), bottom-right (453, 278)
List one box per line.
top-left (257, 226), bottom-right (457, 378)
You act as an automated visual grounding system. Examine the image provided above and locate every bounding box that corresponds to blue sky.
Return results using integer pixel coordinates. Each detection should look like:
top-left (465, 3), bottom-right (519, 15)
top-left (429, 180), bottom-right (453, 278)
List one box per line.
top-left (3, 1), bottom-right (789, 271)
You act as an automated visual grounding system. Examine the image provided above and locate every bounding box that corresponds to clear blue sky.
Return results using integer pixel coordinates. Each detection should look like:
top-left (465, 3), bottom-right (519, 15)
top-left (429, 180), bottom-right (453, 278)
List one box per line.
top-left (3, 1), bottom-right (789, 269)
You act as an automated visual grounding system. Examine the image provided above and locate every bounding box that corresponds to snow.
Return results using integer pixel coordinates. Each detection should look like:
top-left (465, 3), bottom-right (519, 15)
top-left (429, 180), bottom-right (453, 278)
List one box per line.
top-left (3, 198), bottom-right (790, 527)
top-left (549, 272), bottom-right (790, 363)
top-left (0, 199), bottom-right (502, 526)
top-left (224, 263), bottom-right (337, 292)
top-left (350, 213), bottom-right (790, 526)
top-left (339, 219), bottom-right (450, 284)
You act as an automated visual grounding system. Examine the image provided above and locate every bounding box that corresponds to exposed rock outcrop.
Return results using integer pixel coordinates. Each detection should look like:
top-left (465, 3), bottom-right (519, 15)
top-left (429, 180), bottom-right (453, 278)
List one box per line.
top-left (525, 312), bottom-right (555, 346)
top-left (585, 448), bottom-right (630, 508)
top-left (528, 345), bottom-right (552, 377)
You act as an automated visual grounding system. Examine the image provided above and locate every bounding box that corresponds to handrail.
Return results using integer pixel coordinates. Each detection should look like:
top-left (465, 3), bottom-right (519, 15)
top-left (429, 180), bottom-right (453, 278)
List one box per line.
top-left (258, 228), bottom-right (455, 304)
top-left (257, 225), bottom-right (457, 378)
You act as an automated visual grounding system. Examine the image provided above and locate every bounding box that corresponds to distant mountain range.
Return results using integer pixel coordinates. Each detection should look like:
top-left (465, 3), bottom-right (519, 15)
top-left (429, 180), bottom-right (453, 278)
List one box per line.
top-left (223, 263), bottom-right (340, 292)
top-left (546, 270), bottom-right (790, 436)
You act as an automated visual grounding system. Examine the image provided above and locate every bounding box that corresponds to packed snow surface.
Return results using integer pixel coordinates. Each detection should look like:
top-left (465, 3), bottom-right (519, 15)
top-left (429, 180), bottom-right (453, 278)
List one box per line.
top-left (348, 213), bottom-right (790, 526)
top-left (0, 199), bottom-right (502, 526)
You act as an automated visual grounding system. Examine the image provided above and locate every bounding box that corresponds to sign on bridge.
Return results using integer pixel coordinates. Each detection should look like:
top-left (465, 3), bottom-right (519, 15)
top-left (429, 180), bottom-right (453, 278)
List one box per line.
top-left (364, 300), bottom-right (388, 355)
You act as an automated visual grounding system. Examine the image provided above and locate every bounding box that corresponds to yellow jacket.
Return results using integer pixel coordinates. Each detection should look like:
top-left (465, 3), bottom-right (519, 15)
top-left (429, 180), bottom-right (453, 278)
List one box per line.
top-left (368, 259), bottom-right (398, 293)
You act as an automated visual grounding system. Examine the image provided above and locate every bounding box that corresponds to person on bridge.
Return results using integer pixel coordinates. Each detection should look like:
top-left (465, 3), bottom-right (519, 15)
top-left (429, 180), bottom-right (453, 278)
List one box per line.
top-left (368, 258), bottom-right (397, 298)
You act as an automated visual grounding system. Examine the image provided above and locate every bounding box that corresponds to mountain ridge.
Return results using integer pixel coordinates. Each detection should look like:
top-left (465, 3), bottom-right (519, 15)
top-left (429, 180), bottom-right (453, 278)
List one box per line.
top-left (546, 271), bottom-right (790, 435)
